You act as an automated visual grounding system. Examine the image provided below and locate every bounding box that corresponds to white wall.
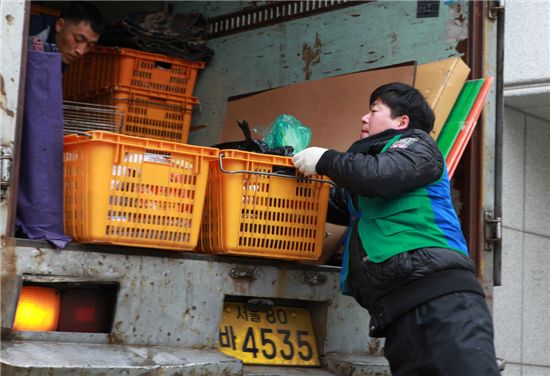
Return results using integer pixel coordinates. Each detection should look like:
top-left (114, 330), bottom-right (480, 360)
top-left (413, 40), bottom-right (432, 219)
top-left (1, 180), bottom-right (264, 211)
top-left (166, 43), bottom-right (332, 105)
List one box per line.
top-left (503, 0), bottom-right (550, 87)
top-left (494, 106), bottom-right (550, 375)
top-left (497, 2), bottom-right (550, 372)
top-left (503, 0), bottom-right (550, 124)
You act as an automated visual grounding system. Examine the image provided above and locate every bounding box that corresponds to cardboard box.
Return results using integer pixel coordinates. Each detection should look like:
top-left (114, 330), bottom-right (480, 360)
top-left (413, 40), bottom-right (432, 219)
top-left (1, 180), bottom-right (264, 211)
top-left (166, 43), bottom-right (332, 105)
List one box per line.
top-left (312, 223), bottom-right (347, 265)
top-left (415, 57), bottom-right (470, 139)
top-left (221, 63), bottom-right (416, 152)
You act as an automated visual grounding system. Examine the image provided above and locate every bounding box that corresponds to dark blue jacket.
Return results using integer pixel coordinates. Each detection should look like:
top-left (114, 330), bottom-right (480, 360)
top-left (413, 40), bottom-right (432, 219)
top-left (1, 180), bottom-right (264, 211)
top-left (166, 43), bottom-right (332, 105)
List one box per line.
top-left (316, 128), bottom-right (484, 337)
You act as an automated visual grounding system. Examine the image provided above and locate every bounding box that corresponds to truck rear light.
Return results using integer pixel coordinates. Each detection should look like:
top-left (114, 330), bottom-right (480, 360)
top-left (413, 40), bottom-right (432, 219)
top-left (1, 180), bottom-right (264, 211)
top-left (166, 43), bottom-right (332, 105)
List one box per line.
top-left (12, 282), bottom-right (117, 333)
top-left (58, 289), bottom-right (114, 333)
top-left (13, 286), bottom-right (61, 331)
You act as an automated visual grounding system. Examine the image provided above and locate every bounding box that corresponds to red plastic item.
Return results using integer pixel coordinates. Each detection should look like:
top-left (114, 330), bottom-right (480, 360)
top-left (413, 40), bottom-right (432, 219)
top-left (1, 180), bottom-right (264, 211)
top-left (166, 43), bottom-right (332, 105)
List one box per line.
top-left (446, 76), bottom-right (494, 178)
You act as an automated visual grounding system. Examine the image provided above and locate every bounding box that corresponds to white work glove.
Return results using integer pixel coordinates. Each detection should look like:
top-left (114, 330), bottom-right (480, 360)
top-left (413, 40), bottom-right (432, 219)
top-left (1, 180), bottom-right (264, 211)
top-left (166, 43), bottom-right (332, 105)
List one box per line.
top-left (292, 147), bottom-right (328, 177)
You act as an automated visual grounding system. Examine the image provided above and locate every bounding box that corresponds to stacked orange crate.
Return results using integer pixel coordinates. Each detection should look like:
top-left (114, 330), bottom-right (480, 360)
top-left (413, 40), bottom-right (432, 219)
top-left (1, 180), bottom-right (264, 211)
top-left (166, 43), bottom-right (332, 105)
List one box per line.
top-left (63, 46), bottom-right (205, 143)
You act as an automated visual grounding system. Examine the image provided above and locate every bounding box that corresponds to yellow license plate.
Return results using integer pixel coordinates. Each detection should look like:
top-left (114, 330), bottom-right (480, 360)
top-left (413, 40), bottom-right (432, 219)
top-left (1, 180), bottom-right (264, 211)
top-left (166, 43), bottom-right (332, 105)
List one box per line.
top-left (218, 302), bottom-right (320, 366)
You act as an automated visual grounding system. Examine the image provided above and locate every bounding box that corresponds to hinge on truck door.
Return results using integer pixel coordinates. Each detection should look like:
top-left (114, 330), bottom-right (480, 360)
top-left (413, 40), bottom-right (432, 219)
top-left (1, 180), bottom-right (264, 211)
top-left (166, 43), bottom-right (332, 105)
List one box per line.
top-left (484, 211), bottom-right (502, 251)
top-left (0, 146), bottom-right (13, 202)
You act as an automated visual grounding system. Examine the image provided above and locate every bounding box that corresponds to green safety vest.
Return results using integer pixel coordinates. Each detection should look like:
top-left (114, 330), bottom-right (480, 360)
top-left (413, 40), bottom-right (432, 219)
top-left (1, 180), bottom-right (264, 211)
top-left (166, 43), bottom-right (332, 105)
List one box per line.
top-left (355, 135), bottom-right (468, 263)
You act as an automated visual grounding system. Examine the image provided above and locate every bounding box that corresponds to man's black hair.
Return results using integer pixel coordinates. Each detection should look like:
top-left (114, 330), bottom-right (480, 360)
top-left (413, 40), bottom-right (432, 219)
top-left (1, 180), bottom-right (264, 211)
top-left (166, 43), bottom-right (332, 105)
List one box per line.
top-left (370, 82), bottom-right (435, 133)
top-left (59, 2), bottom-right (104, 35)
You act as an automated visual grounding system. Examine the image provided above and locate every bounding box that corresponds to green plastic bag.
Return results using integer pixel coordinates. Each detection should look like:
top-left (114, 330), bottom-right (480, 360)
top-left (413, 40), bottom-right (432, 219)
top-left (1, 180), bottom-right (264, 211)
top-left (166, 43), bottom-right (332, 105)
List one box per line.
top-left (263, 114), bottom-right (311, 154)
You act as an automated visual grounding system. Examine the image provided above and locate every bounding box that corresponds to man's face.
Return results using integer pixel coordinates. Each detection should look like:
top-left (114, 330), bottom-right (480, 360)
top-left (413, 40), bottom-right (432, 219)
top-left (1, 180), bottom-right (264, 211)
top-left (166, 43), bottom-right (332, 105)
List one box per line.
top-left (360, 99), bottom-right (408, 139)
top-left (55, 19), bottom-right (99, 65)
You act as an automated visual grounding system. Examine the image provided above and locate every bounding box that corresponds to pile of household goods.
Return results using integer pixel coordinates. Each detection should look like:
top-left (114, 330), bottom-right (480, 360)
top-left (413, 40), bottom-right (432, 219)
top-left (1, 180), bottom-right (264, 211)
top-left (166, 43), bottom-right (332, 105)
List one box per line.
top-left (61, 44), bottom-right (329, 262)
top-left (63, 130), bottom-right (330, 261)
top-left (212, 57), bottom-right (492, 263)
top-left (63, 46), bottom-right (205, 144)
top-left (61, 54), bottom-right (491, 263)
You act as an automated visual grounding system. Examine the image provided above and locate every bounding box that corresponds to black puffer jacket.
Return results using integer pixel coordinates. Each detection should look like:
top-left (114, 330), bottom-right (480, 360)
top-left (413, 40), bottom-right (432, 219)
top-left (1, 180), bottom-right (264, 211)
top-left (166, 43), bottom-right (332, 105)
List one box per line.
top-left (316, 128), bottom-right (484, 337)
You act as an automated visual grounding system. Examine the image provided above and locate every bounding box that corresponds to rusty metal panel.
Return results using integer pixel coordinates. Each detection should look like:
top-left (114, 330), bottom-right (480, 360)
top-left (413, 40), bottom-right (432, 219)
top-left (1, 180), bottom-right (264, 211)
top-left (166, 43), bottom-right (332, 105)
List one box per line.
top-left (323, 353), bottom-right (391, 376)
top-left (174, 1), bottom-right (470, 147)
top-left (478, 1), bottom-right (499, 300)
top-left (0, 0), bottom-right (27, 242)
top-left (0, 0), bottom-right (29, 339)
top-left (1, 239), bottom-right (20, 336)
top-left (0, 0), bottom-right (26, 146)
top-left (5, 244), bottom-right (372, 354)
top-left (243, 365), bottom-right (339, 375)
top-left (207, 1), bottom-right (365, 38)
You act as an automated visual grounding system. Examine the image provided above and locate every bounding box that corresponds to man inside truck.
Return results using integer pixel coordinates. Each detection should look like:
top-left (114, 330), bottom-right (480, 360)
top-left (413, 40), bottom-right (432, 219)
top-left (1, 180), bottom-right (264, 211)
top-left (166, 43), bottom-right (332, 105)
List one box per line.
top-left (29, 1), bottom-right (104, 68)
top-left (16, 2), bottom-right (104, 247)
top-left (292, 82), bottom-right (499, 375)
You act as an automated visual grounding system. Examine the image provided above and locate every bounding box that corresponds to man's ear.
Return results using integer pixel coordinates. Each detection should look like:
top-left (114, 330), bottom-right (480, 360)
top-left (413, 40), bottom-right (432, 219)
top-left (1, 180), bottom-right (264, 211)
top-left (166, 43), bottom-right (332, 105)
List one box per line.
top-left (396, 115), bottom-right (409, 130)
top-left (55, 18), bottom-right (65, 34)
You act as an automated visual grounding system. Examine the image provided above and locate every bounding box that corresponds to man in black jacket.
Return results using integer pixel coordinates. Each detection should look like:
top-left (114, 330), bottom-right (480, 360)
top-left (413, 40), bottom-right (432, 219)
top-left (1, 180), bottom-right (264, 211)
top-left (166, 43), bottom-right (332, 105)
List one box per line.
top-left (292, 82), bottom-right (499, 375)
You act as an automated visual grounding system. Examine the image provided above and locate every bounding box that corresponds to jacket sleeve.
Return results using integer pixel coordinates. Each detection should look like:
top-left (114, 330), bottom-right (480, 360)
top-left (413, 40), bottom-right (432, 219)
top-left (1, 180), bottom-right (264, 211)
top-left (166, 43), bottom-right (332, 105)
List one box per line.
top-left (326, 186), bottom-right (350, 226)
top-left (316, 133), bottom-right (444, 199)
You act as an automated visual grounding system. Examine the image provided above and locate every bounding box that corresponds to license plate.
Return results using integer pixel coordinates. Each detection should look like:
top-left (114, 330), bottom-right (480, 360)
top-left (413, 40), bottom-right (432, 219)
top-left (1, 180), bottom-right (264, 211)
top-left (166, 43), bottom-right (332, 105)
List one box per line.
top-left (218, 301), bottom-right (320, 366)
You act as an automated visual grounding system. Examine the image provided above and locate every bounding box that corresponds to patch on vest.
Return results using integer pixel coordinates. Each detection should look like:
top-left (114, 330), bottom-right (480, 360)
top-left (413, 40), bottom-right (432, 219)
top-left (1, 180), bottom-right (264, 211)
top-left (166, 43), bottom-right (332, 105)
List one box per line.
top-left (390, 137), bottom-right (418, 149)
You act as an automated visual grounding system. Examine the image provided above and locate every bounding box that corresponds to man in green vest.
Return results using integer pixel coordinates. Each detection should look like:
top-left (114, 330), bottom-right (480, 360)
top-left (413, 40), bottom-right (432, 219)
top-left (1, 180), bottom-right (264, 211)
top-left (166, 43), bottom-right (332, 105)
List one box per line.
top-left (292, 82), bottom-right (499, 376)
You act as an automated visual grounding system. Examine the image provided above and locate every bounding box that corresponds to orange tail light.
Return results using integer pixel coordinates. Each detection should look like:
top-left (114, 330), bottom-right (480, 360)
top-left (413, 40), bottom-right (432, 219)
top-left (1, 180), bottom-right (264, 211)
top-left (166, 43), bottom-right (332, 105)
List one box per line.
top-left (13, 286), bottom-right (61, 331)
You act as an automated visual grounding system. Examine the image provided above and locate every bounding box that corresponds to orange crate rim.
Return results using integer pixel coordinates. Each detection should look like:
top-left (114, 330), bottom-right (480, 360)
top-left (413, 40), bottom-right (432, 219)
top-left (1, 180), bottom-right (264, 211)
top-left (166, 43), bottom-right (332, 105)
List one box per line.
top-left (63, 131), bottom-right (218, 251)
top-left (64, 46), bottom-right (205, 100)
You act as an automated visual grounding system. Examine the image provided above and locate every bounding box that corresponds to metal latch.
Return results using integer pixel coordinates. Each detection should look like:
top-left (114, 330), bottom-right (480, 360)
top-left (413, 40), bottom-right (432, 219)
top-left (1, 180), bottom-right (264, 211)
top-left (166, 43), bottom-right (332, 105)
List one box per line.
top-left (488, 0), bottom-right (505, 21)
top-left (484, 211), bottom-right (502, 251)
top-left (0, 146), bottom-right (13, 201)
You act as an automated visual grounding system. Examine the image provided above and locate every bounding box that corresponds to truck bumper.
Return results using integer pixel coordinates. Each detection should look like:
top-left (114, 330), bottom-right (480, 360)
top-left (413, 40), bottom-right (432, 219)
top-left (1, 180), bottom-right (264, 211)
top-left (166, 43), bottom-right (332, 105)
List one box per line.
top-left (1, 340), bottom-right (242, 376)
top-left (1, 340), bottom-right (394, 376)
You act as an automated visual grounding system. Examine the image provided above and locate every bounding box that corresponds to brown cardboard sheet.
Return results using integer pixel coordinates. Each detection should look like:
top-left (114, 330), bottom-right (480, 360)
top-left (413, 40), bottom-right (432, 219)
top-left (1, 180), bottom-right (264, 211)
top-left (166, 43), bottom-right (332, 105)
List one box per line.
top-left (415, 57), bottom-right (470, 140)
top-left (221, 63), bottom-right (416, 152)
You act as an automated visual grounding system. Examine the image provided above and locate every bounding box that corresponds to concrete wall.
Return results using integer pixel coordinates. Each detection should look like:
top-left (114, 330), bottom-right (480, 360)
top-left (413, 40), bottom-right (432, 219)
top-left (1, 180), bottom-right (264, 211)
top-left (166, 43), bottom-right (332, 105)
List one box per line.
top-left (502, 0), bottom-right (550, 121)
top-left (495, 1), bottom-right (550, 374)
top-left (503, 0), bottom-right (550, 87)
top-left (495, 106), bottom-right (550, 375)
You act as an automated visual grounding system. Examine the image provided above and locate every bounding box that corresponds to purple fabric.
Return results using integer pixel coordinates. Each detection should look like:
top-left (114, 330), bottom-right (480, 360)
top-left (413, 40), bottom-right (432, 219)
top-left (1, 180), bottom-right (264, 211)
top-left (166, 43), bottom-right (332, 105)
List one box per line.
top-left (16, 51), bottom-right (71, 248)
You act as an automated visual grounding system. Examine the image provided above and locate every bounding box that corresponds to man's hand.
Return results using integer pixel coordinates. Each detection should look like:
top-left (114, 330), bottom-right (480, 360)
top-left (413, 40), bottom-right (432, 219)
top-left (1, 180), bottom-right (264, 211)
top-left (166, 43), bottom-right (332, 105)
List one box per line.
top-left (292, 147), bottom-right (328, 177)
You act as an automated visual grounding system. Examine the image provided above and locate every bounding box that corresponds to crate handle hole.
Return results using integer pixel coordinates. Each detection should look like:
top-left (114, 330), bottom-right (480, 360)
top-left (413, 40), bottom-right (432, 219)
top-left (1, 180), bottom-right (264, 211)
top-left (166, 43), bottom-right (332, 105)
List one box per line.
top-left (271, 165), bottom-right (296, 177)
top-left (155, 61), bottom-right (172, 70)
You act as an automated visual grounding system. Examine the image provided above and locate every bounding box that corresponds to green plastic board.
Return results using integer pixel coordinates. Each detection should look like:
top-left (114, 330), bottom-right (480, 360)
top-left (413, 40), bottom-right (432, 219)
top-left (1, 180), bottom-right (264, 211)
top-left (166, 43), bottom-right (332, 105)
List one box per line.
top-left (436, 79), bottom-right (484, 158)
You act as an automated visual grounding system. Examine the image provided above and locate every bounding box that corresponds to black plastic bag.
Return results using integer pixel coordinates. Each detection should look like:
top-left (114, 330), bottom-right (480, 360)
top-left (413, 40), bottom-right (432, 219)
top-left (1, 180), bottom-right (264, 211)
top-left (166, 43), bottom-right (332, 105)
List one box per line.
top-left (212, 120), bottom-right (293, 156)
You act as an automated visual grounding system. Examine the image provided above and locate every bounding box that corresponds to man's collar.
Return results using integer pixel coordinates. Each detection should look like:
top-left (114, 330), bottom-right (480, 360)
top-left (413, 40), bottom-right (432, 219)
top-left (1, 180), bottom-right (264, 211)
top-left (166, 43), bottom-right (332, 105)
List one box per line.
top-left (46, 21), bottom-right (56, 45)
top-left (47, 20), bottom-right (69, 72)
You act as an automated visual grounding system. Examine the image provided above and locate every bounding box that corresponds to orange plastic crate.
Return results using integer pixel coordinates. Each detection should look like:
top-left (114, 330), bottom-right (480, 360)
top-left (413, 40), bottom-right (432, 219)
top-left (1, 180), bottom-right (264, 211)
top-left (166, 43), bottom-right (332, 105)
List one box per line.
top-left (63, 46), bottom-right (205, 99)
top-left (198, 150), bottom-right (331, 261)
top-left (63, 131), bottom-right (218, 251)
top-left (72, 85), bottom-right (197, 143)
